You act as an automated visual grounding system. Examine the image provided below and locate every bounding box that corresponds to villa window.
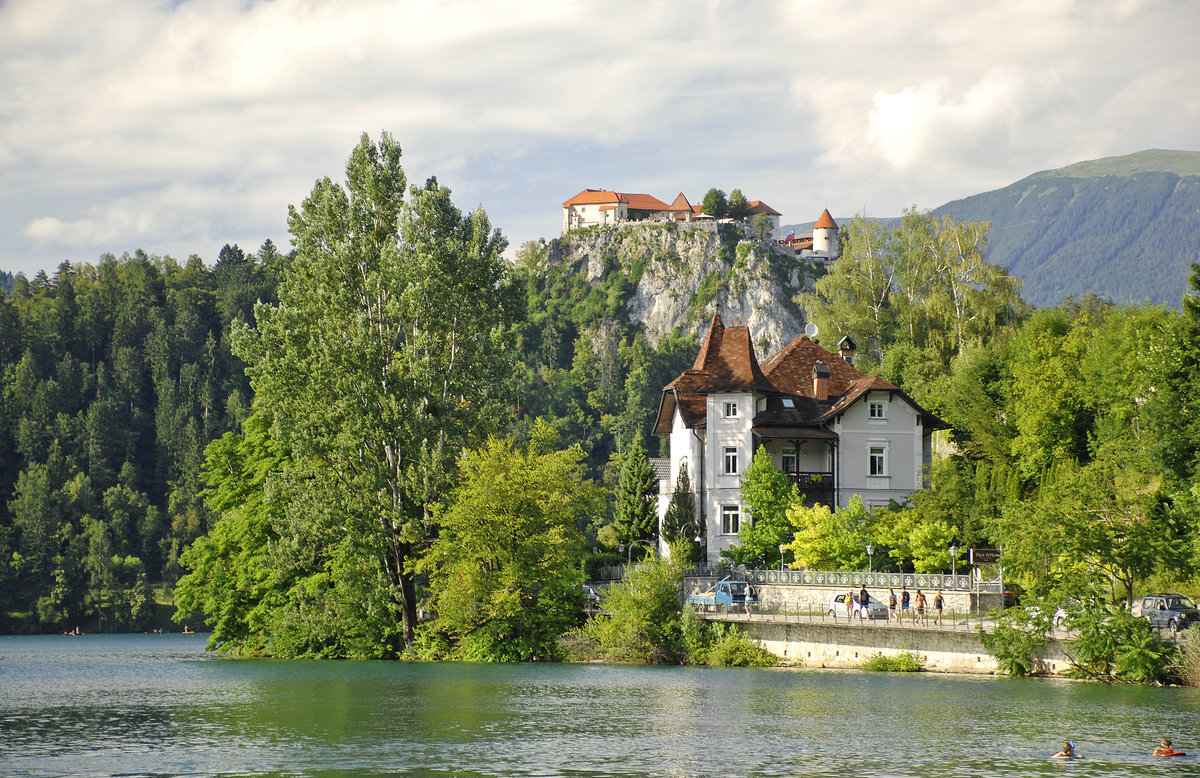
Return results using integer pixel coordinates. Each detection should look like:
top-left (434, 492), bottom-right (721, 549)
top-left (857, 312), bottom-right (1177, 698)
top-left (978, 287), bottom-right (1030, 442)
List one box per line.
top-left (723, 401), bottom-right (739, 419)
top-left (721, 505), bottom-right (740, 535)
top-left (869, 401), bottom-right (886, 420)
top-left (723, 446), bottom-right (739, 475)
top-left (869, 446), bottom-right (887, 476)
top-left (782, 447), bottom-right (797, 473)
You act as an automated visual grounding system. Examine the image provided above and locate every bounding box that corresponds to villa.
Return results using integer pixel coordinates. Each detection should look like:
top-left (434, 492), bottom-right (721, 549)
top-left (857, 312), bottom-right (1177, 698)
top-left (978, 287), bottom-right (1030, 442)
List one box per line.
top-left (652, 314), bottom-right (948, 563)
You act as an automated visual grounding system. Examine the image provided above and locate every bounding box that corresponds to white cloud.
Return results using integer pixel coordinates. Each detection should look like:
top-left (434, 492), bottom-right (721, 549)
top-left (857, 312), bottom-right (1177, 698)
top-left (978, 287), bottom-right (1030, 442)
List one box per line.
top-left (1, 0), bottom-right (1199, 275)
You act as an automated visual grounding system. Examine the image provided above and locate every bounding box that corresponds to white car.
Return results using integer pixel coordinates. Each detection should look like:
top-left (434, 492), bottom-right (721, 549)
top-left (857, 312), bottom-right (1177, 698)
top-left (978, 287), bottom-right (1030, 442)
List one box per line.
top-left (828, 592), bottom-right (888, 620)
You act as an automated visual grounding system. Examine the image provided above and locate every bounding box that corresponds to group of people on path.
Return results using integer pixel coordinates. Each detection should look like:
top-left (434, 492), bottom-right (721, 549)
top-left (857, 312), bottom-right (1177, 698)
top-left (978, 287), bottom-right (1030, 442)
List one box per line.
top-left (843, 584), bottom-right (946, 626)
top-left (1051, 738), bottom-right (1186, 759)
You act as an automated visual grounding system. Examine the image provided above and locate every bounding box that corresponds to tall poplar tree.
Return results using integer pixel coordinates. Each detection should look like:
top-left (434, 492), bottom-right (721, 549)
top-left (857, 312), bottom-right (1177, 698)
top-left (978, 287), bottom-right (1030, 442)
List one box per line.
top-left (231, 132), bottom-right (522, 654)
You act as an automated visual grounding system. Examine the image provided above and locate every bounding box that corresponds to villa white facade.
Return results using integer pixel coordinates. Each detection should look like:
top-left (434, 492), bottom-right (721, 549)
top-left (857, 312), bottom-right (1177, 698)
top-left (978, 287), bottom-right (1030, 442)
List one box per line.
top-left (652, 315), bottom-right (947, 564)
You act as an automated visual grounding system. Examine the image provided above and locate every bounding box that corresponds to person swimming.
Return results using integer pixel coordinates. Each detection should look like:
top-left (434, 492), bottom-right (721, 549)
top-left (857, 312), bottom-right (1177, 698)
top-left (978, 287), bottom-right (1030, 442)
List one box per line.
top-left (1052, 740), bottom-right (1083, 759)
top-left (1153, 738), bottom-right (1185, 757)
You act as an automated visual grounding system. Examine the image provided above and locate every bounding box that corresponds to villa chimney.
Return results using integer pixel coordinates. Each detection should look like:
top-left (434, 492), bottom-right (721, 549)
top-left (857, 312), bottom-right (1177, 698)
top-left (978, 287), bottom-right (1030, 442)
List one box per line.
top-left (812, 362), bottom-right (830, 401)
top-left (837, 336), bottom-right (856, 366)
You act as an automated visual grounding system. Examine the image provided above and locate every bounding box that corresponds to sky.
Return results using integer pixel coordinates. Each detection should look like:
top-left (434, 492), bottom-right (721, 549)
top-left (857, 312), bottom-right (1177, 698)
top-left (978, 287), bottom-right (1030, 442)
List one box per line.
top-left (3, 0), bottom-right (1199, 277)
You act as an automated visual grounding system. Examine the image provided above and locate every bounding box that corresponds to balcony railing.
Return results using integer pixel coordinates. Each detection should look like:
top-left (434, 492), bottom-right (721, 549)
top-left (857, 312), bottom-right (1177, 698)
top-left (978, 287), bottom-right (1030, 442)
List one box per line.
top-left (786, 471), bottom-right (834, 490)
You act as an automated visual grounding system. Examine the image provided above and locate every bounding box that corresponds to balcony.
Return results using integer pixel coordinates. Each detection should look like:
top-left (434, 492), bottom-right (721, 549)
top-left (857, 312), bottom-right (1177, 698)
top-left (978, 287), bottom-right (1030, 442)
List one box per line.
top-left (786, 471), bottom-right (834, 506)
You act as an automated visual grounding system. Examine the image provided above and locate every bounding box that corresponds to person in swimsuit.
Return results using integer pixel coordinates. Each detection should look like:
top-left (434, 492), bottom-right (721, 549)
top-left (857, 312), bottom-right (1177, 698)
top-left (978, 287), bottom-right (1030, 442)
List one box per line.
top-left (1052, 741), bottom-right (1083, 759)
top-left (1153, 738), bottom-right (1183, 756)
top-left (915, 590), bottom-right (927, 626)
top-left (899, 586), bottom-right (910, 624)
top-left (933, 590), bottom-right (944, 626)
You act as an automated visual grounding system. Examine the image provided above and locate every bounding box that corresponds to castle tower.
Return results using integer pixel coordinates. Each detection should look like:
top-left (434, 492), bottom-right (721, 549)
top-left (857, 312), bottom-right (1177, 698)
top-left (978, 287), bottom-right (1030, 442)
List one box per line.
top-left (812, 209), bottom-right (839, 260)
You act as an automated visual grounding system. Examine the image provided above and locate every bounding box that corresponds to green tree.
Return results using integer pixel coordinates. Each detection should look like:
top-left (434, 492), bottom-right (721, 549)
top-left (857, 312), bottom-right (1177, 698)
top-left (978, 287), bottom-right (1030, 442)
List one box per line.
top-left (727, 189), bottom-right (750, 220)
top-left (785, 495), bottom-right (873, 570)
top-left (701, 188), bottom-right (728, 219)
top-left (229, 132), bottom-right (522, 654)
top-left (612, 433), bottom-right (658, 543)
top-left (417, 426), bottom-right (599, 661)
top-left (661, 465), bottom-right (699, 560)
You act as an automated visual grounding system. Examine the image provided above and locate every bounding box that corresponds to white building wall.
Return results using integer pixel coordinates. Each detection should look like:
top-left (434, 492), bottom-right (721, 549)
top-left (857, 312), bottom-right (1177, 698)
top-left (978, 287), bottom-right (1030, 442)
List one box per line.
top-left (703, 391), bottom-right (755, 563)
top-left (835, 391), bottom-right (922, 509)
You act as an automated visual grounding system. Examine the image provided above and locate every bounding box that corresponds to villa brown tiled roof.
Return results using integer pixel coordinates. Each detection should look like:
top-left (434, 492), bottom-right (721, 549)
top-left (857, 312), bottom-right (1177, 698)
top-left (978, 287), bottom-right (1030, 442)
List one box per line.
top-left (760, 337), bottom-right (872, 398)
top-left (653, 314), bottom-right (948, 434)
top-left (684, 315), bottom-right (774, 393)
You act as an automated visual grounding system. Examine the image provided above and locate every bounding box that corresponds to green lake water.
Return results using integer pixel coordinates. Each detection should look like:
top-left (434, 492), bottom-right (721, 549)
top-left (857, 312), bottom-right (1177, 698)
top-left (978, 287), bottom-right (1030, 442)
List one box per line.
top-left (2, 633), bottom-right (1199, 777)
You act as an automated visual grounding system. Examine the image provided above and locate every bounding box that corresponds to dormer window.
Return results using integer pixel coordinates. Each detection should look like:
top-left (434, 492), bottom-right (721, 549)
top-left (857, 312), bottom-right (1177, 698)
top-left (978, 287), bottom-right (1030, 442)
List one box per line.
top-left (723, 401), bottom-right (739, 419)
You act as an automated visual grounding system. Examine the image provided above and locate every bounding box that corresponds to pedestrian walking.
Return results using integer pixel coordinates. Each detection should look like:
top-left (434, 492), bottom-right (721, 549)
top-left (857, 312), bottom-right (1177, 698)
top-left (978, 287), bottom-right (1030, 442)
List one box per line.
top-left (933, 590), bottom-right (944, 626)
top-left (858, 584), bottom-right (870, 619)
top-left (900, 586), bottom-right (910, 624)
top-left (888, 588), bottom-right (898, 621)
top-left (915, 589), bottom-right (927, 626)
top-left (846, 589), bottom-right (854, 618)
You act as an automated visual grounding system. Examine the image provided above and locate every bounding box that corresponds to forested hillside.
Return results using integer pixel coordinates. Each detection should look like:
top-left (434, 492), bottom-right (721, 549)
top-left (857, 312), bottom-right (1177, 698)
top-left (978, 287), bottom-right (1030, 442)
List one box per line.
top-left (934, 149), bottom-right (1200, 307)
top-left (0, 244), bottom-right (280, 631)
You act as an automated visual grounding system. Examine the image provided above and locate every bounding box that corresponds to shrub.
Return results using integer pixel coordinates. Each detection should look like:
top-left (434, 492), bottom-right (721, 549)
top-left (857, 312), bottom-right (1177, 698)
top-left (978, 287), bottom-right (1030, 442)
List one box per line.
top-left (560, 549), bottom-right (688, 664)
top-left (1172, 628), bottom-right (1200, 687)
top-left (694, 620), bottom-right (778, 667)
top-left (860, 650), bottom-right (925, 672)
top-left (1067, 610), bottom-right (1176, 683)
top-left (979, 607), bottom-right (1048, 676)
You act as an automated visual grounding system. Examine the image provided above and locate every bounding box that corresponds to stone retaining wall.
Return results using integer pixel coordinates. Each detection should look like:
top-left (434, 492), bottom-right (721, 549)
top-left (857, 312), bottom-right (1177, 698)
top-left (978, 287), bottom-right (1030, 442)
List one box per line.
top-left (730, 618), bottom-right (1072, 675)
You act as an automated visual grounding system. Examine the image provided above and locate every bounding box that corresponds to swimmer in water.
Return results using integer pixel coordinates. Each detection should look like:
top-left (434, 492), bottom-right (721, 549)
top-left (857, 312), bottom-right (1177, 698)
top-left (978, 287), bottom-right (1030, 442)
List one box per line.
top-left (1052, 740), bottom-right (1083, 759)
top-left (1153, 738), bottom-right (1184, 757)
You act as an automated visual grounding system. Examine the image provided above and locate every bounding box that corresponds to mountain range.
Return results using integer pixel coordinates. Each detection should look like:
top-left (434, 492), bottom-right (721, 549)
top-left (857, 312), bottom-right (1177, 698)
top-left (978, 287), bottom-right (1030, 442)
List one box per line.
top-left (786, 149), bottom-right (1200, 308)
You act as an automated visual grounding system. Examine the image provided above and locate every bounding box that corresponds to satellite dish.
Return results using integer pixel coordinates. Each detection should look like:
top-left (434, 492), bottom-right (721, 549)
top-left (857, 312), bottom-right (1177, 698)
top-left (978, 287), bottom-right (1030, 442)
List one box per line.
top-left (804, 322), bottom-right (818, 338)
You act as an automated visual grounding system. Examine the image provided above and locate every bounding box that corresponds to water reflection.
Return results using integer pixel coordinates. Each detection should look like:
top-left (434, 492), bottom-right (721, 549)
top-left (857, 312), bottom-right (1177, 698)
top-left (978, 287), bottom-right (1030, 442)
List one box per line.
top-left (2, 634), bottom-right (1200, 777)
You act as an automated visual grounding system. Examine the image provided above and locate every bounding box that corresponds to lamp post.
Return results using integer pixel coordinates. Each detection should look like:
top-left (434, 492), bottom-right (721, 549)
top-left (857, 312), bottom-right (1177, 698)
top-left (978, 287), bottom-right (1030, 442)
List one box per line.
top-left (949, 544), bottom-right (958, 582)
top-left (779, 544), bottom-right (785, 572)
top-left (866, 544), bottom-right (874, 573)
top-left (625, 539), bottom-right (654, 565)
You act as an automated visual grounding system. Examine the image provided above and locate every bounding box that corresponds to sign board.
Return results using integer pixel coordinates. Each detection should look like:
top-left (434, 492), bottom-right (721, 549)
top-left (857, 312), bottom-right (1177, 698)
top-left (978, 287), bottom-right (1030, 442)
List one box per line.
top-left (970, 548), bottom-right (1001, 564)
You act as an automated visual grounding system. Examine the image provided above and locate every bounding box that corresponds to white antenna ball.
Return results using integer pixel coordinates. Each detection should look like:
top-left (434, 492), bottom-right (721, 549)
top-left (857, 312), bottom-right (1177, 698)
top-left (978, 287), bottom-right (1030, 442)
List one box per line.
top-left (804, 323), bottom-right (819, 337)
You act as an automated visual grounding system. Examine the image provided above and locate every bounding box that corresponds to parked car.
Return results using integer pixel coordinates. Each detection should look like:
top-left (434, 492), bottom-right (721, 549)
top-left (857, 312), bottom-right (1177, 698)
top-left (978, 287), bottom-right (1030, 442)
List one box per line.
top-left (1136, 594), bottom-right (1200, 633)
top-left (828, 592), bottom-right (888, 620)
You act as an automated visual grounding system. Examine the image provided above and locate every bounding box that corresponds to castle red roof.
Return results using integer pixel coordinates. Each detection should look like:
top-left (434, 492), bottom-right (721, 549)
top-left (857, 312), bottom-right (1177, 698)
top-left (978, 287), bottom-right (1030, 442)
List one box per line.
top-left (814, 209), bottom-right (838, 229)
top-left (562, 189), bottom-right (670, 211)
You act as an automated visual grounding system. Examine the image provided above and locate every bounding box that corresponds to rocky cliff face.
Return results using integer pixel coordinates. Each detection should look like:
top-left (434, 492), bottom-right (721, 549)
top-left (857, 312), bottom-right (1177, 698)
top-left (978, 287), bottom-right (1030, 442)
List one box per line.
top-left (544, 223), bottom-right (824, 355)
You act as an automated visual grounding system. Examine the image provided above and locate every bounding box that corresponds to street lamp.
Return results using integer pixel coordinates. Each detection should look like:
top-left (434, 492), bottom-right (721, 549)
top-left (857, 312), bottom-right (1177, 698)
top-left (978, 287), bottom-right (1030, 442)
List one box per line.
top-left (866, 544), bottom-right (874, 573)
top-left (949, 544), bottom-right (958, 581)
top-left (679, 521), bottom-right (702, 543)
top-left (625, 539), bottom-right (654, 565)
top-left (779, 544), bottom-right (785, 572)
